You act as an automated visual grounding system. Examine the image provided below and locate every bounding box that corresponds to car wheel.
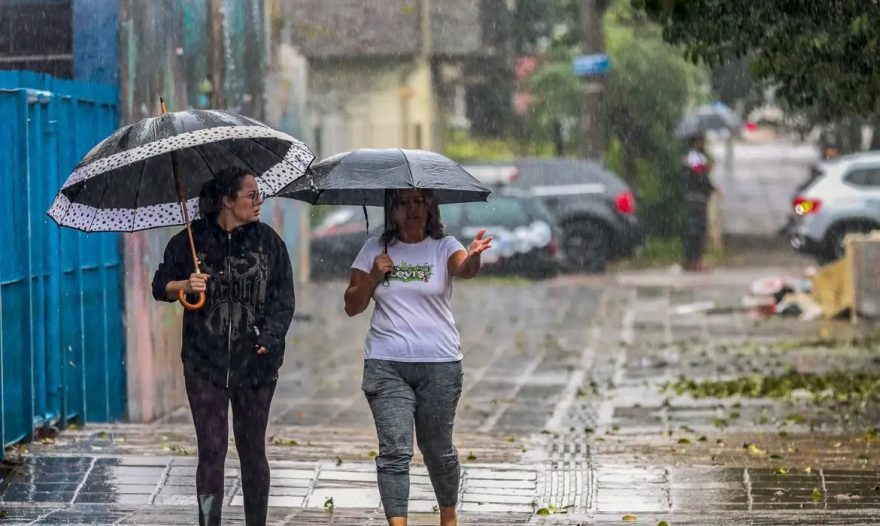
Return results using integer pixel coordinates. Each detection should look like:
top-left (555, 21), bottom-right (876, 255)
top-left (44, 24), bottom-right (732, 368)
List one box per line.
top-left (562, 220), bottom-right (609, 273)
top-left (522, 262), bottom-right (560, 280)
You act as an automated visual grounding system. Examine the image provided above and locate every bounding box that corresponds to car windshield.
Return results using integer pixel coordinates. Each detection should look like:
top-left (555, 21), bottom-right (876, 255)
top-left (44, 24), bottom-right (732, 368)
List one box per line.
top-left (315, 206), bottom-right (384, 231)
top-left (316, 208), bottom-right (357, 230)
top-left (460, 196), bottom-right (529, 229)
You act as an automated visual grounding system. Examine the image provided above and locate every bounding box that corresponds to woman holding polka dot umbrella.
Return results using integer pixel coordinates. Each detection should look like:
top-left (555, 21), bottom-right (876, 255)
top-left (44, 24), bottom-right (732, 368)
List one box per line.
top-left (46, 99), bottom-right (314, 310)
top-left (48, 100), bottom-right (312, 526)
top-left (48, 101), bottom-right (314, 310)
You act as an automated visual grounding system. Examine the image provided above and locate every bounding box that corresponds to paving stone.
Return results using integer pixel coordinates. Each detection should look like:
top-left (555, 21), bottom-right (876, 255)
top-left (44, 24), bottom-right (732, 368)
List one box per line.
top-left (304, 487), bottom-right (380, 508)
top-left (6, 276), bottom-right (880, 523)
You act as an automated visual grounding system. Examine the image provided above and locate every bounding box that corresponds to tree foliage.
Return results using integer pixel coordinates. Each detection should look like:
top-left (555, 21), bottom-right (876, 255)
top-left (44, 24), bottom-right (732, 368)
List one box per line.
top-left (603, 3), bottom-right (705, 236)
top-left (635, 0), bottom-right (880, 120)
top-left (510, 0), bottom-right (706, 236)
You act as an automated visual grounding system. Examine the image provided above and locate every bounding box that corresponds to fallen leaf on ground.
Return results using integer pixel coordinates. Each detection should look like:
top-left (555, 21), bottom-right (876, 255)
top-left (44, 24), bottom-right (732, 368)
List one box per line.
top-left (269, 436), bottom-right (299, 446)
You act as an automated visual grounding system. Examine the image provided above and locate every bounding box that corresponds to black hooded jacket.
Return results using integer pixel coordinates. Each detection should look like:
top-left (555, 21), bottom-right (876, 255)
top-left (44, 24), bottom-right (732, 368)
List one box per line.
top-left (152, 218), bottom-right (294, 387)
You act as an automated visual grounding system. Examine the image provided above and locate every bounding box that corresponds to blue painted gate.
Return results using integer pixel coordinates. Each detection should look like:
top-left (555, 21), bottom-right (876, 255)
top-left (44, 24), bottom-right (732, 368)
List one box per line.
top-left (0, 71), bottom-right (126, 452)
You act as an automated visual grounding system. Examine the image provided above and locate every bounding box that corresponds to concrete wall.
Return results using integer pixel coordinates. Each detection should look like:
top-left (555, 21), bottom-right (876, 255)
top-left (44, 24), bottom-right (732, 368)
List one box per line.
top-left (119, 0), bottom-right (308, 422)
top-left (263, 10), bottom-right (312, 280)
top-left (307, 57), bottom-right (437, 154)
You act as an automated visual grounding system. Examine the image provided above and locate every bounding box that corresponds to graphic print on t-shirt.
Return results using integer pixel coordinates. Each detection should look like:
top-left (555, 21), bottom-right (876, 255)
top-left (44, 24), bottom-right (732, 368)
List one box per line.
top-left (390, 261), bottom-right (433, 283)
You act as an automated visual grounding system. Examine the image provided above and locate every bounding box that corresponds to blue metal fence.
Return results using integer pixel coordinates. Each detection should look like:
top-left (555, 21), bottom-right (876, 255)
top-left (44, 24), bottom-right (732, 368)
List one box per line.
top-left (0, 71), bottom-right (125, 452)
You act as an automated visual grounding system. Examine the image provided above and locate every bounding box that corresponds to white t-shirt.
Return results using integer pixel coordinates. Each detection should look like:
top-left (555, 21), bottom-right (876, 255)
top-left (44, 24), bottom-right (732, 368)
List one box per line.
top-left (352, 235), bottom-right (467, 362)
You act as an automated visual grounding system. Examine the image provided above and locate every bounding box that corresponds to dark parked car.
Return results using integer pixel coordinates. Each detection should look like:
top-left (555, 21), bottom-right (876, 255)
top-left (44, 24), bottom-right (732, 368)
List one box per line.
top-left (465, 159), bottom-right (643, 272)
top-left (308, 189), bottom-right (563, 280)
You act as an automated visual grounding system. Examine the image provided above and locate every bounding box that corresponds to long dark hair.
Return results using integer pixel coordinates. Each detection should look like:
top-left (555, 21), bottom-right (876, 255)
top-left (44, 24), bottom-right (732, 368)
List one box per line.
top-left (199, 166), bottom-right (252, 219)
top-left (380, 189), bottom-right (445, 245)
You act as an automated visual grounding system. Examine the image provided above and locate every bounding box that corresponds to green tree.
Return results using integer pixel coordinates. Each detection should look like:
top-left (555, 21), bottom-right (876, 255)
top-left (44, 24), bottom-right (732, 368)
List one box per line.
top-left (635, 0), bottom-right (880, 121)
top-left (511, 0), bottom-right (707, 236)
top-left (603, 3), bottom-right (706, 236)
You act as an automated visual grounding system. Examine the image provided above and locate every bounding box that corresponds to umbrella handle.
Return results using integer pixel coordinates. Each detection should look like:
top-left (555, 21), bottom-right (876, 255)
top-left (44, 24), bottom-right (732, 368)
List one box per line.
top-left (178, 290), bottom-right (206, 311)
top-left (161, 96), bottom-right (207, 313)
top-left (382, 242), bottom-right (390, 287)
top-left (178, 262), bottom-right (206, 310)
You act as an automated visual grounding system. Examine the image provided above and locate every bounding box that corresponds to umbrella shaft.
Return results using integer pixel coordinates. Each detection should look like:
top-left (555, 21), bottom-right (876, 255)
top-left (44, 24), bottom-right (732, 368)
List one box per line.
top-left (170, 151), bottom-right (200, 273)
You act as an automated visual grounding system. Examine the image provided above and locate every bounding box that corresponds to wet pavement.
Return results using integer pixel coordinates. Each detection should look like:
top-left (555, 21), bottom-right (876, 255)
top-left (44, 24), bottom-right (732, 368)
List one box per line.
top-left (3, 268), bottom-right (880, 524)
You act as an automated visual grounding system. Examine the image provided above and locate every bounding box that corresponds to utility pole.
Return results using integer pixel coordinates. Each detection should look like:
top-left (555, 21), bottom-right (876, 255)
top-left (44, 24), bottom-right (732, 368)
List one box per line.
top-left (578, 0), bottom-right (609, 160)
top-left (208, 0), bottom-right (226, 108)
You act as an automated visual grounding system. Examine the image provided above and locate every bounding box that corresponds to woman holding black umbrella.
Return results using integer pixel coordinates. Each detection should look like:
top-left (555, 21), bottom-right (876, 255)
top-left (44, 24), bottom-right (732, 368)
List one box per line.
top-left (344, 188), bottom-right (492, 526)
top-left (152, 166), bottom-right (295, 526)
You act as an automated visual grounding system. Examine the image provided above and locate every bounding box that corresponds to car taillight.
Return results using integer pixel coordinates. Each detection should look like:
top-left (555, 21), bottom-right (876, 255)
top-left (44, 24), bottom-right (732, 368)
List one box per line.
top-left (547, 237), bottom-right (558, 256)
top-left (793, 197), bottom-right (821, 216)
top-left (615, 191), bottom-right (636, 215)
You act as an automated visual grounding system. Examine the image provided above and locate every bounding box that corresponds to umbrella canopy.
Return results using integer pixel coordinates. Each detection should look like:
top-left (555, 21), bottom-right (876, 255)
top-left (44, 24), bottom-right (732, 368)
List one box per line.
top-left (278, 148), bottom-right (490, 206)
top-left (47, 109), bottom-right (314, 232)
top-left (675, 102), bottom-right (742, 138)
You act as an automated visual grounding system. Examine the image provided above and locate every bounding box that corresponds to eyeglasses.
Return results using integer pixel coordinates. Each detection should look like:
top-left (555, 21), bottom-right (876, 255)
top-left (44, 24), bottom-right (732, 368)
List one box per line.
top-left (236, 191), bottom-right (264, 205)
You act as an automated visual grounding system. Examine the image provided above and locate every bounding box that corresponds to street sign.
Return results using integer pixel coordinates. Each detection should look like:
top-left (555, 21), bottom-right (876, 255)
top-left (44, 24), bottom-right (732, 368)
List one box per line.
top-left (573, 54), bottom-right (610, 77)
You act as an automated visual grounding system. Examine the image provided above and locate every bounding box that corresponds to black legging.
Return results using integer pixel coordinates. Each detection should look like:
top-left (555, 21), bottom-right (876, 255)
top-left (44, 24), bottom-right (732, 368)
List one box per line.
top-left (683, 195), bottom-right (709, 262)
top-left (185, 376), bottom-right (276, 523)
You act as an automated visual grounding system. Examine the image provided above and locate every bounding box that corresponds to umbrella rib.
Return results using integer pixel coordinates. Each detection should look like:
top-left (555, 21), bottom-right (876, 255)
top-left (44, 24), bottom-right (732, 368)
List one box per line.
top-left (246, 136), bottom-right (287, 161)
top-left (213, 139), bottom-right (264, 176)
top-left (244, 136), bottom-right (310, 172)
top-left (129, 157), bottom-right (150, 231)
top-left (57, 182), bottom-right (85, 226)
top-left (84, 171), bottom-right (117, 232)
top-left (236, 137), bottom-right (317, 201)
top-left (191, 144), bottom-right (220, 202)
top-left (399, 148), bottom-right (416, 187)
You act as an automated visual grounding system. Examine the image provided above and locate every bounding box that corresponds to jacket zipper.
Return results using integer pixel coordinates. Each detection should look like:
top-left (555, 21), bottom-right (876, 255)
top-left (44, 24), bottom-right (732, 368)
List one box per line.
top-left (226, 232), bottom-right (232, 388)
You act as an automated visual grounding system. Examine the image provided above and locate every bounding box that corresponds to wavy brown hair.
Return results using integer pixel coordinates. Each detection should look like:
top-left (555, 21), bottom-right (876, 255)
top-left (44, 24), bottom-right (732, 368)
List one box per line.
top-left (199, 166), bottom-right (252, 219)
top-left (380, 189), bottom-right (445, 245)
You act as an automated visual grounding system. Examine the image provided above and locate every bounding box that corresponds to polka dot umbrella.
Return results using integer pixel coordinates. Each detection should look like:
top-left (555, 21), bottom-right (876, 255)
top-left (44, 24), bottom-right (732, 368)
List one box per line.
top-left (47, 99), bottom-right (314, 310)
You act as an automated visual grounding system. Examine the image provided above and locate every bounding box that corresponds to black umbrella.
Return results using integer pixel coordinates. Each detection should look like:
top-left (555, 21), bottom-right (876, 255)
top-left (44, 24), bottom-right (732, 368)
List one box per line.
top-left (47, 99), bottom-right (314, 310)
top-left (280, 148), bottom-right (490, 286)
top-left (278, 148), bottom-right (490, 206)
top-left (675, 102), bottom-right (742, 138)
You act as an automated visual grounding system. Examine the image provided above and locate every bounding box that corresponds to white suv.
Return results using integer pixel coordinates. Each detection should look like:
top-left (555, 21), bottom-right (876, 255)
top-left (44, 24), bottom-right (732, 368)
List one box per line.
top-left (790, 151), bottom-right (880, 263)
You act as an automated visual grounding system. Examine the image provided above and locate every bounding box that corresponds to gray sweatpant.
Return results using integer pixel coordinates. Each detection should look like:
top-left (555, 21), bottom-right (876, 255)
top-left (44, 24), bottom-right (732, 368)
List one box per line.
top-left (361, 359), bottom-right (464, 519)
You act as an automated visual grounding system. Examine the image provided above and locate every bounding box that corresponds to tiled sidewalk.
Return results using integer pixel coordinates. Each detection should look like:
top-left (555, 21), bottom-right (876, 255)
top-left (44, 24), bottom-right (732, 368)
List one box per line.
top-left (3, 271), bottom-right (880, 524)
